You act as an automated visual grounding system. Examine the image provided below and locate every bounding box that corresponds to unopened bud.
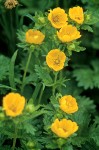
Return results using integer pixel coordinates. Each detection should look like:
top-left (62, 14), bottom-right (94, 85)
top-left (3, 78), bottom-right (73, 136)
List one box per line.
top-left (67, 44), bottom-right (75, 51)
top-left (0, 113), bottom-right (5, 120)
top-left (38, 17), bottom-right (45, 23)
top-left (85, 14), bottom-right (91, 21)
top-left (27, 141), bottom-right (35, 148)
top-left (25, 104), bottom-right (35, 113)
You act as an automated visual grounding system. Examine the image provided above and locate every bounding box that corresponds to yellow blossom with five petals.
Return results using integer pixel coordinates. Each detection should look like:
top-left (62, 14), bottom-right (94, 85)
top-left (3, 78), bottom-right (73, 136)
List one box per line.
top-left (59, 95), bottom-right (78, 114)
top-left (25, 29), bottom-right (45, 44)
top-left (57, 24), bottom-right (81, 42)
top-left (69, 6), bottom-right (84, 24)
top-left (46, 49), bottom-right (66, 71)
top-left (48, 7), bottom-right (68, 28)
top-left (51, 118), bottom-right (79, 138)
top-left (3, 93), bottom-right (25, 117)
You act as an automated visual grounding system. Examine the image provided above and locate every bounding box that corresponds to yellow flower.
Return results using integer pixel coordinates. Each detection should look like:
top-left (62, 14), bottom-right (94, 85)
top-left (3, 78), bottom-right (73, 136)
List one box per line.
top-left (3, 93), bottom-right (25, 117)
top-left (59, 95), bottom-right (78, 114)
top-left (57, 25), bottom-right (81, 42)
top-left (4, 0), bottom-right (18, 9)
top-left (48, 7), bottom-right (68, 28)
top-left (51, 118), bottom-right (78, 138)
top-left (46, 49), bottom-right (66, 71)
top-left (69, 6), bottom-right (84, 24)
top-left (25, 29), bottom-right (45, 44)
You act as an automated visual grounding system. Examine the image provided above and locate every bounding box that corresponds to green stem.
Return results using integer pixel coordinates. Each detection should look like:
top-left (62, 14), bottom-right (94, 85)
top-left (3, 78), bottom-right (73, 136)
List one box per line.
top-left (21, 50), bottom-right (32, 93)
top-left (12, 124), bottom-right (18, 150)
top-left (38, 85), bottom-right (44, 104)
top-left (59, 71), bottom-right (63, 93)
top-left (52, 72), bottom-right (58, 95)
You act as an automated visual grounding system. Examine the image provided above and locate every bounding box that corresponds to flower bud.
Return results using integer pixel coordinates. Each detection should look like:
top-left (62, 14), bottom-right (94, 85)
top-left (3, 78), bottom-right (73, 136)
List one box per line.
top-left (27, 141), bottom-right (35, 148)
top-left (30, 45), bottom-right (35, 52)
top-left (57, 138), bottom-right (66, 147)
top-left (25, 104), bottom-right (35, 113)
top-left (0, 113), bottom-right (5, 120)
top-left (85, 14), bottom-right (91, 21)
top-left (38, 17), bottom-right (45, 23)
top-left (67, 43), bottom-right (75, 51)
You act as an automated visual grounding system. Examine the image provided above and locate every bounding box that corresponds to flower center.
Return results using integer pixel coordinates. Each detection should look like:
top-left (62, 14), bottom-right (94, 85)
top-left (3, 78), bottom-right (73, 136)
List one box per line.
top-left (65, 29), bottom-right (74, 36)
top-left (75, 16), bottom-right (81, 20)
top-left (65, 100), bottom-right (73, 107)
top-left (62, 127), bottom-right (67, 133)
top-left (34, 35), bottom-right (39, 39)
top-left (54, 57), bottom-right (60, 65)
top-left (52, 15), bottom-right (59, 23)
top-left (9, 104), bottom-right (17, 112)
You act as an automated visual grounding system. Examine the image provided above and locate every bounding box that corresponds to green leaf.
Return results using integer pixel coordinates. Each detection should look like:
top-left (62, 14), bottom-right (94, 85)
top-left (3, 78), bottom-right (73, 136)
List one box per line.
top-left (35, 65), bottom-right (53, 86)
top-left (71, 136), bottom-right (88, 147)
top-left (0, 84), bottom-right (16, 91)
top-left (0, 55), bottom-right (10, 81)
top-left (81, 24), bottom-right (93, 32)
top-left (17, 27), bottom-right (28, 49)
top-left (77, 96), bottom-right (96, 112)
top-left (89, 116), bottom-right (99, 146)
top-left (84, 10), bottom-right (99, 25)
top-left (73, 67), bottom-right (94, 89)
top-left (62, 145), bottom-right (73, 150)
top-left (60, 79), bottom-right (82, 96)
top-left (70, 96), bottom-right (95, 146)
top-left (41, 137), bottom-right (58, 149)
top-left (9, 50), bottom-right (18, 89)
top-left (25, 14), bottom-right (35, 22)
top-left (23, 74), bottom-right (38, 85)
top-left (67, 41), bottom-right (86, 56)
top-left (81, 140), bottom-right (99, 150)
top-left (23, 122), bottom-right (36, 135)
top-left (73, 60), bottom-right (99, 89)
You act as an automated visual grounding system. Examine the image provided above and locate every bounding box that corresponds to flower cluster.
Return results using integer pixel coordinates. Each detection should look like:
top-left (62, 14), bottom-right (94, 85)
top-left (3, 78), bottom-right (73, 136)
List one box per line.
top-left (48, 6), bottom-right (84, 43)
top-left (51, 95), bottom-right (79, 138)
top-left (46, 6), bottom-right (84, 72)
top-left (24, 6), bottom-right (84, 72)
